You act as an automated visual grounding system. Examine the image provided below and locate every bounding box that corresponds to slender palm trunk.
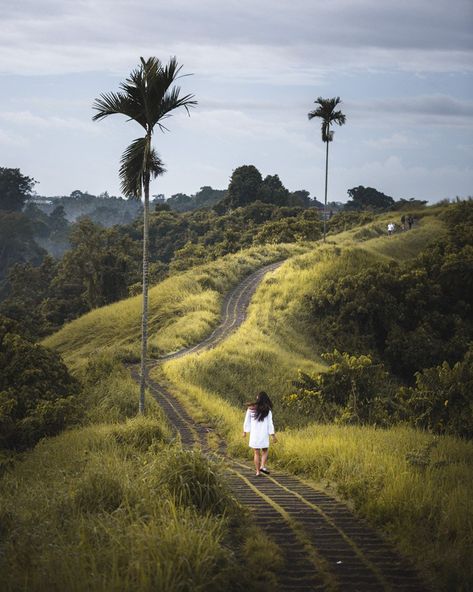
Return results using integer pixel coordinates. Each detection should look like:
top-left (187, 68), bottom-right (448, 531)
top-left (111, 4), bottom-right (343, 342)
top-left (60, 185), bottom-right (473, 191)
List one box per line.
top-left (139, 170), bottom-right (150, 414)
top-left (323, 138), bottom-right (329, 242)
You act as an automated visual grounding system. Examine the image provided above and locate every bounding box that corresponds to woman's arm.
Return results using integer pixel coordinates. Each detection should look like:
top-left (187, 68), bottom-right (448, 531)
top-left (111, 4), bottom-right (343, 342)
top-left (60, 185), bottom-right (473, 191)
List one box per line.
top-left (243, 408), bottom-right (252, 436)
top-left (268, 410), bottom-right (277, 442)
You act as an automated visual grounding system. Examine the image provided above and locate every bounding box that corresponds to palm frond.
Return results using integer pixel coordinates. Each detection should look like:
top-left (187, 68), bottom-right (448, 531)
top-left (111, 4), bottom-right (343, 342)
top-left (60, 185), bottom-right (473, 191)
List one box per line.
top-left (308, 96), bottom-right (346, 141)
top-left (93, 56), bottom-right (197, 134)
top-left (119, 137), bottom-right (165, 198)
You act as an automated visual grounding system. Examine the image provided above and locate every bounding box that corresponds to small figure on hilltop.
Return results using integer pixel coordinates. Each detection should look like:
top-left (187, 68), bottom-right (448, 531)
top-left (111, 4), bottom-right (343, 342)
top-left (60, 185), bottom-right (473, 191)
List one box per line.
top-left (387, 222), bottom-right (395, 236)
top-left (243, 391), bottom-right (277, 476)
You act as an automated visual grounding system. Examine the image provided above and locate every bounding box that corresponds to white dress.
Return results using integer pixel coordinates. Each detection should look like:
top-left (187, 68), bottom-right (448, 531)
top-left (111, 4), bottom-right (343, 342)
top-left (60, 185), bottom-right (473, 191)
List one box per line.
top-left (243, 409), bottom-right (275, 449)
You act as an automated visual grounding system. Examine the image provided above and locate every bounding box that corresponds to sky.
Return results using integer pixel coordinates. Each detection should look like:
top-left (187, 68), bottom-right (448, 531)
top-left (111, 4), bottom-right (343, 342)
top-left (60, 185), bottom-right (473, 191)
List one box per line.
top-left (0, 0), bottom-right (472, 204)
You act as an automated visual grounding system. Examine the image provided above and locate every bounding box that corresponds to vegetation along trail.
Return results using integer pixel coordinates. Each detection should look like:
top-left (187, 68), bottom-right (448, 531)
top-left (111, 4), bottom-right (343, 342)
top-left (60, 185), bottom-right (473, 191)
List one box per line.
top-left (130, 262), bottom-right (429, 592)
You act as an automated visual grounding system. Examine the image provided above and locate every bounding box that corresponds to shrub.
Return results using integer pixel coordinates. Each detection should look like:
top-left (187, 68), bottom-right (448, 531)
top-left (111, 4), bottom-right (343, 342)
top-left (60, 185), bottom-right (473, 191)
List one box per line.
top-left (327, 210), bottom-right (375, 233)
top-left (73, 470), bottom-right (124, 513)
top-left (157, 448), bottom-right (237, 516)
top-left (284, 350), bottom-right (395, 425)
top-left (0, 315), bottom-right (81, 449)
top-left (399, 347), bottom-right (473, 437)
top-left (79, 354), bottom-right (137, 422)
top-left (109, 416), bottom-right (168, 450)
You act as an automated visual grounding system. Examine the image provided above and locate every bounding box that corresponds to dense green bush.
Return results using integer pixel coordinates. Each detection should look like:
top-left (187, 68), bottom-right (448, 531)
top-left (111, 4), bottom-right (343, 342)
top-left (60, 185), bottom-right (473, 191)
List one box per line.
top-left (78, 354), bottom-right (139, 422)
top-left (308, 224), bottom-right (473, 383)
top-left (284, 350), bottom-right (395, 425)
top-left (327, 210), bottom-right (375, 233)
top-left (399, 347), bottom-right (473, 438)
top-left (253, 217), bottom-right (321, 244)
top-left (0, 315), bottom-right (81, 449)
top-left (157, 448), bottom-right (237, 516)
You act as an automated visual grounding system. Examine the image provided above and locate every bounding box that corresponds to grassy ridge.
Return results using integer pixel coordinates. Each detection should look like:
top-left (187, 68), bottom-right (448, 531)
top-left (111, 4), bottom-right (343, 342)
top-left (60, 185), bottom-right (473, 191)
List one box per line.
top-left (0, 356), bottom-right (282, 592)
top-left (15, 210), bottom-right (470, 590)
top-left (163, 216), bottom-right (445, 426)
top-left (161, 216), bottom-right (473, 591)
top-left (43, 243), bottom-right (310, 369)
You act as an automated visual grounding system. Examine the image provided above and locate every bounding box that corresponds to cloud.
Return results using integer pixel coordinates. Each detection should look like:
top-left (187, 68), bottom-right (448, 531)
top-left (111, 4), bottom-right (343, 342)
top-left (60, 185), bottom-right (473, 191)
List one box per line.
top-left (347, 95), bottom-right (473, 127)
top-left (0, 111), bottom-right (100, 133)
top-left (0, 0), bottom-right (472, 76)
top-left (364, 133), bottom-right (413, 148)
top-left (0, 128), bottom-right (28, 147)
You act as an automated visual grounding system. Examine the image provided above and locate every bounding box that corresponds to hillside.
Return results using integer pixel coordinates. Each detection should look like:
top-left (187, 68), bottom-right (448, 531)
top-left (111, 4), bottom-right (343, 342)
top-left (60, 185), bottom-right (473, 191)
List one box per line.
top-left (5, 203), bottom-right (472, 591)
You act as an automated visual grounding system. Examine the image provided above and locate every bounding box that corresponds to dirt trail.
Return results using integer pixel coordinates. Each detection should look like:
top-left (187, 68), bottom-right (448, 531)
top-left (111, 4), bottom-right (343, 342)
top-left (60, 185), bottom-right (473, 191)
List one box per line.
top-left (131, 263), bottom-right (428, 592)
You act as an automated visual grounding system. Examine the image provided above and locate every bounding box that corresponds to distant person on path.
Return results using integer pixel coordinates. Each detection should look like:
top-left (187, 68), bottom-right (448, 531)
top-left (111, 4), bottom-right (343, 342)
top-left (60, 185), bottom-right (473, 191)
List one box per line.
top-left (243, 391), bottom-right (277, 476)
top-left (400, 214), bottom-right (406, 230)
top-left (387, 222), bottom-right (395, 236)
top-left (407, 215), bottom-right (414, 230)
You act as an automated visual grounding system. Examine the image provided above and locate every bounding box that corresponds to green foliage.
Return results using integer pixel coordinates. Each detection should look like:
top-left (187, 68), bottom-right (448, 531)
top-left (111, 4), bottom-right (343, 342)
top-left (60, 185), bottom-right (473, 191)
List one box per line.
top-left (167, 186), bottom-right (227, 212)
top-left (0, 167), bottom-right (36, 212)
top-left (345, 185), bottom-right (395, 211)
top-left (34, 191), bottom-right (143, 227)
top-left (327, 210), bottom-right (375, 233)
top-left (76, 354), bottom-right (163, 423)
top-left (0, 314), bottom-right (81, 449)
top-left (259, 173), bottom-right (290, 206)
top-left (157, 448), bottom-right (237, 515)
top-left (0, 211), bottom-right (45, 281)
top-left (0, 425), bottom-right (261, 592)
top-left (0, 256), bottom-right (57, 339)
top-left (73, 469), bottom-right (125, 513)
top-left (399, 347), bottom-right (473, 438)
top-left (225, 164), bottom-right (264, 209)
top-left (308, 227), bottom-right (473, 385)
top-left (109, 416), bottom-right (169, 450)
top-left (441, 198), bottom-right (473, 248)
top-left (284, 350), bottom-right (394, 425)
top-left (253, 216), bottom-right (321, 244)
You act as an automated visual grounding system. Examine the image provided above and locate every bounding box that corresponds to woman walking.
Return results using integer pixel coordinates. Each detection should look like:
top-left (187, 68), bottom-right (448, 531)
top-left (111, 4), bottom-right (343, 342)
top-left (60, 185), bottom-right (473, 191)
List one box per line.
top-left (243, 391), bottom-right (277, 476)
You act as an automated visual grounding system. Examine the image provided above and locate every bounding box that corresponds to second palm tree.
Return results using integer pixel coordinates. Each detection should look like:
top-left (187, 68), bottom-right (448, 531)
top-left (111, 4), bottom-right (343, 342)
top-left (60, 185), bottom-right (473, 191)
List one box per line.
top-left (308, 97), bottom-right (346, 241)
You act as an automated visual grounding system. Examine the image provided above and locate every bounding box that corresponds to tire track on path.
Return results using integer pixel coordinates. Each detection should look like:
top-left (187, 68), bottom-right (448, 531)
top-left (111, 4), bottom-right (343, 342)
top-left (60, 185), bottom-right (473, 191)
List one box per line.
top-left (130, 262), bottom-right (429, 592)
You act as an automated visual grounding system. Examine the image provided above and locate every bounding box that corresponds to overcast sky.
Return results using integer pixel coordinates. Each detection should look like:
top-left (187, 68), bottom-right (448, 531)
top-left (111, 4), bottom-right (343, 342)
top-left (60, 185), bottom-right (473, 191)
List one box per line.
top-left (1, 0), bottom-right (472, 203)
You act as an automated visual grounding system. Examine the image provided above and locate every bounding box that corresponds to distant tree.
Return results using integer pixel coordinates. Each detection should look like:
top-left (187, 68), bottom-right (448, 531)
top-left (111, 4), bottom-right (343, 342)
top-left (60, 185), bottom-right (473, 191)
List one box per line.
top-left (70, 190), bottom-right (86, 199)
top-left (93, 56), bottom-right (196, 413)
top-left (193, 186), bottom-right (226, 209)
top-left (260, 174), bottom-right (290, 206)
top-left (167, 192), bottom-right (194, 212)
top-left (0, 256), bottom-right (57, 339)
top-left (391, 197), bottom-right (428, 211)
top-left (345, 186), bottom-right (395, 211)
top-left (0, 314), bottom-right (81, 449)
top-left (0, 168), bottom-right (37, 212)
top-left (0, 212), bottom-right (45, 280)
top-left (288, 190), bottom-right (312, 208)
top-left (225, 165), bottom-right (263, 209)
top-left (308, 97), bottom-right (346, 241)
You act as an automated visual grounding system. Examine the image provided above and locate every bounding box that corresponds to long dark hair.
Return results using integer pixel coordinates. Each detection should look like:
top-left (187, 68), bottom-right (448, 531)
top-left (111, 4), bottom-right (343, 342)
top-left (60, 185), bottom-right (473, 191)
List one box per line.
top-left (247, 391), bottom-right (273, 422)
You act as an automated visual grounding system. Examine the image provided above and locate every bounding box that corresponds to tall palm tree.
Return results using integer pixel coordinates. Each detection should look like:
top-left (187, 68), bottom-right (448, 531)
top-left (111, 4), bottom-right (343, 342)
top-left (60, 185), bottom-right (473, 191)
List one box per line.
top-left (308, 97), bottom-right (346, 241)
top-left (93, 57), bottom-right (196, 413)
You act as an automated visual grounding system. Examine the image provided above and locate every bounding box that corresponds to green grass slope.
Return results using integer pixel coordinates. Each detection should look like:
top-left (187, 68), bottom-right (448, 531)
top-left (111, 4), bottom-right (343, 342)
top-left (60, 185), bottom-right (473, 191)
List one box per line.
top-left (42, 243), bottom-right (310, 369)
top-left (160, 213), bottom-right (472, 591)
top-left (30, 208), bottom-right (471, 591)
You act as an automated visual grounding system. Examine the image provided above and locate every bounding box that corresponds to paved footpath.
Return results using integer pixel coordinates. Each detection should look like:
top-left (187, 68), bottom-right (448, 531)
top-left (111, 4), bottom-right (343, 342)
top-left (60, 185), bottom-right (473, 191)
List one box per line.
top-left (130, 262), bottom-right (429, 592)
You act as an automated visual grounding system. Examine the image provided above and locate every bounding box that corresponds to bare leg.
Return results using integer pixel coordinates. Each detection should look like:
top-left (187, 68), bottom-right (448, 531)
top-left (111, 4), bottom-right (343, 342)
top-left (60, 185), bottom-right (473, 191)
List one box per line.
top-left (261, 448), bottom-right (269, 470)
top-left (254, 449), bottom-right (261, 475)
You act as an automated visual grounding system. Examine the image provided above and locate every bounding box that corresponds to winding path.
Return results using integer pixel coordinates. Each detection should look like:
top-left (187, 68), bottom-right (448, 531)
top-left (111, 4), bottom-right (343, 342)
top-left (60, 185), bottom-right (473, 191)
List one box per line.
top-left (130, 262), bottom-right (429, 592)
